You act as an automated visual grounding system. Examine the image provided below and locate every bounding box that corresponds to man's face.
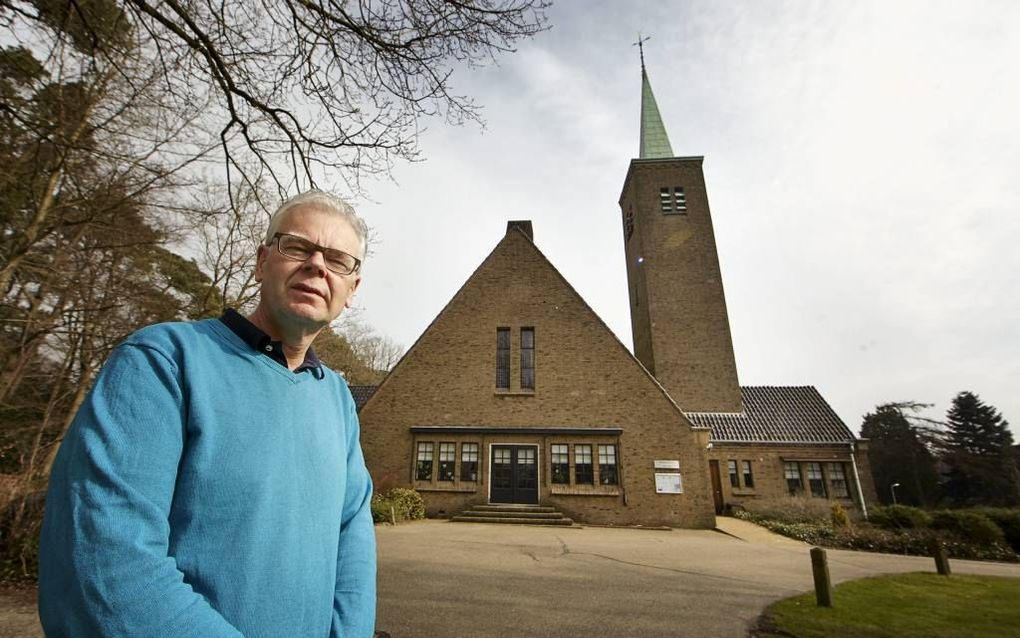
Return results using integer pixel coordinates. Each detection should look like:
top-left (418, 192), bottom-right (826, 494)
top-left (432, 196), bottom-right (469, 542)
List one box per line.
top-left (254, 205), bottom-right (362, 333)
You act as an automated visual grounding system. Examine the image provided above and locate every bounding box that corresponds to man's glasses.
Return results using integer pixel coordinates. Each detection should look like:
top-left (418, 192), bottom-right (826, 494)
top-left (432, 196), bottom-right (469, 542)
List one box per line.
top-left (270, 233), bottom-right (361, 275)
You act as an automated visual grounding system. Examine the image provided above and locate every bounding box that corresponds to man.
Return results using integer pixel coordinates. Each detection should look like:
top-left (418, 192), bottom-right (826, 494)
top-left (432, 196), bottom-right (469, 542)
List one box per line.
top-left (38, 191), bottom-right (376, 637)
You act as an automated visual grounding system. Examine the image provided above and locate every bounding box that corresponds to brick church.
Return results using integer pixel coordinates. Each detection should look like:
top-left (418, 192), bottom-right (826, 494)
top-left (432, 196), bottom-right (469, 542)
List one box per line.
top-left (356, 56), bottom-right (877, 528)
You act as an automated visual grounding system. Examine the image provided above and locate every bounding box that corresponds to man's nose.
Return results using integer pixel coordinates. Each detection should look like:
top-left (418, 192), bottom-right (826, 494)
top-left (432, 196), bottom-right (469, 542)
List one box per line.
top-left (301, 250), bottom-right (329, 275)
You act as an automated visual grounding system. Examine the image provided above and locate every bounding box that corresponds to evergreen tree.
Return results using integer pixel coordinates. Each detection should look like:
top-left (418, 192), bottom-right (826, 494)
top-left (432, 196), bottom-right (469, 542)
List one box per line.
top-left (861, 403), bottom-right (941, 506)
top-left (941, 391), bottom-right (1020, 506)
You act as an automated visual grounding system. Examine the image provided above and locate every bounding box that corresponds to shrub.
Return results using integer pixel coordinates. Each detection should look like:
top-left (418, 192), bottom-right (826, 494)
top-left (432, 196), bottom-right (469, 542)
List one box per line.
top-left (974, 508), bottom-right (1020, 553)
top-left (831, 502), bottom-right (851, 529)
top-left (868, 505), bottom-right (932, 530)
top-left (371, 487), bottom-right (425, 524)
top-left (739, 496), bottom-right (833, 524)
top-left (930, 510), bottom-right (1005, 545)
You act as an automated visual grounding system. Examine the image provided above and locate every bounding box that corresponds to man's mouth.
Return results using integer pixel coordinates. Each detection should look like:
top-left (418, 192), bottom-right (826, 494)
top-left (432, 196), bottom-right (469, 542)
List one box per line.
top-left (291, 283), bottom-right (325, 300)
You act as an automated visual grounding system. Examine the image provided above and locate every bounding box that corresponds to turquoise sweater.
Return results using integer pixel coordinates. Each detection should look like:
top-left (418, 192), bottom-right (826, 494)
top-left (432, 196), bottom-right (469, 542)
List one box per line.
top-left (39, 320), bottom-right (376, 637)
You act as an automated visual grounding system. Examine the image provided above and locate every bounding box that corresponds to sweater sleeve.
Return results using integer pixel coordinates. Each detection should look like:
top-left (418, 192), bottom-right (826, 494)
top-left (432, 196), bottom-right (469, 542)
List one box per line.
top-left (330, 392), bottom-right (378, 638)
top-left (38, 342), bottom-right (243, 638)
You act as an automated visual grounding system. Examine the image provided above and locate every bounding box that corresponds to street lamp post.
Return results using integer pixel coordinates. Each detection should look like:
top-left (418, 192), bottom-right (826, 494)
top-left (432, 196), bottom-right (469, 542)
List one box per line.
top-left (890, 482), bottom-right (901, 505)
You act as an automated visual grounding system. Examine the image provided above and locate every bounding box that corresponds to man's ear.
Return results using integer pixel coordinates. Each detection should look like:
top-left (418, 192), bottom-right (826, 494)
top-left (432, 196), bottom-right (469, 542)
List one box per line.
top-left (254, 245), bottom-right (266, 283)
top-left (344, 275), bottom-right (361, 309)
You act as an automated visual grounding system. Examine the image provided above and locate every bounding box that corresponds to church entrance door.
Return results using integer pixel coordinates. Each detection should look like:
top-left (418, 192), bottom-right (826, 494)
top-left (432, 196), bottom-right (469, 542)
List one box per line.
top-left (489, 445), bottom-right (539, 504)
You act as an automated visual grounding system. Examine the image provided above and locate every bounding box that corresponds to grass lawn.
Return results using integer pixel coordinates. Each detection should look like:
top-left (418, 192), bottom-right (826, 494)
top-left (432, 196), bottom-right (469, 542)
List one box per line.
top-left (758, 572), bottom-right (1020, 638)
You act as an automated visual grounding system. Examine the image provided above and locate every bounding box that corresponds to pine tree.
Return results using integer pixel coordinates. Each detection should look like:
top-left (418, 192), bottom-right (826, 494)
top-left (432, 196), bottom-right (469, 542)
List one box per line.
top-left (861, 403), bottom-right (941, 506)
top-left (941, 391), bottom-right (1020, 506)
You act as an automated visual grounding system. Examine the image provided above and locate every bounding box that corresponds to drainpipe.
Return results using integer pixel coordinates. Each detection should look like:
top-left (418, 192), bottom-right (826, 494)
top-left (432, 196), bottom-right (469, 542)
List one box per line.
top-left (848, 441), bottom-right (868, 520)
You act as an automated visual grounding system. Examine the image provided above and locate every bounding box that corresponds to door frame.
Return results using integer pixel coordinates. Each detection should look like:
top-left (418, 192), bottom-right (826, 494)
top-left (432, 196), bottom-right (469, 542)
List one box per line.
top-left (708, 459), bottom-right (725, 514)
top-left (487, 443), bottom-right (540, 505)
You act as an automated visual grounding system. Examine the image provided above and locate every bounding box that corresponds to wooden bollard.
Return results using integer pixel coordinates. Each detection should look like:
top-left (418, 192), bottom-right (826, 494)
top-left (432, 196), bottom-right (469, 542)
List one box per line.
top-left (930, 539), bottom-right (951, 576)
top-left (810, 547), bottom-right (833, 607)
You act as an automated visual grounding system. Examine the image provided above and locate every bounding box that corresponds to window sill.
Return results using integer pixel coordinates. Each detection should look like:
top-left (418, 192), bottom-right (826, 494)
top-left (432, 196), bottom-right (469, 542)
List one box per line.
top-left (413, 482), bottom-right (478, 493)
top-left (732, 488), bottom-right (757, 495)
top-left (494, 390), bottom-right (536, 397)
top-left (549, 484), bottom-right (621, 497)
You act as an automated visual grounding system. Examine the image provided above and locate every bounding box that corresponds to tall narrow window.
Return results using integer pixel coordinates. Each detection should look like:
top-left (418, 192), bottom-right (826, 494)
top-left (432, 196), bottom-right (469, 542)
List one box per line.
top-left (574, 445), bottom-right (593, 485)
top-left (495, 327), bottom-right (510, 390)
top-left (461, 443), bottom-right (479, 482)
top-left (624, 207), bottom-right (635, 241)
top-left (438, 443), bottom-right (456, 481)
top-left (551, 444), bottom-right (569, 484)
top-left (673, 186), bottom-right (687, 212)
top-left (828, 462), bottom-right (849, 497)
top-left (742, 461), bottom-right (755, 488)
top-left (520, 328), bottom-right (535, 390)
top-left (415, 442), bottom-right (434, 481)
top-left (598, 444), bottom-right (618, 486)
top-left (784, 461), bottom-right (802, 495)
top-left (727, 460), bottom-right (740, 488)
top-left (659, 187), bottom-right (672, 212)
top-left (806, 462), bottom-right (826, 497)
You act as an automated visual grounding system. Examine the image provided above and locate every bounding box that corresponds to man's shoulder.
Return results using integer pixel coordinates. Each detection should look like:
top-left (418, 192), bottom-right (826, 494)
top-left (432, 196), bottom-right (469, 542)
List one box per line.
top-left (121, 319), bottom-right (227, 356)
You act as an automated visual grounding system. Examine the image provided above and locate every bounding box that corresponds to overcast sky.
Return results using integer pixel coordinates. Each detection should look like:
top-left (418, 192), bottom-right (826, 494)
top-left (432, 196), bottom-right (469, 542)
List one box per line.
top-left (344, 0), bottom-right (1020, 437)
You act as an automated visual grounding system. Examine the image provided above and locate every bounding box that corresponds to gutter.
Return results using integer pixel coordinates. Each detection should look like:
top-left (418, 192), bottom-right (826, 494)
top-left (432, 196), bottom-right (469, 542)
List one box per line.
top-left (848, 441), bottom-right (868, 519)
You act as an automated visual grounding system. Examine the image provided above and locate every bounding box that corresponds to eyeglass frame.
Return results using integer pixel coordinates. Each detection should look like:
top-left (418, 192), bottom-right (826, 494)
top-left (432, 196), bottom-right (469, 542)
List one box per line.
top-left (269, 232), bottom-right (362, 276)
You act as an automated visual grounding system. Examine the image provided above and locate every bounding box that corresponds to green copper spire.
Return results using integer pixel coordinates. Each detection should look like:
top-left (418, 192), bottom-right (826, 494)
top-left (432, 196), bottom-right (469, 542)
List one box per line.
top-left (636, 36), bottom-right (674, 159)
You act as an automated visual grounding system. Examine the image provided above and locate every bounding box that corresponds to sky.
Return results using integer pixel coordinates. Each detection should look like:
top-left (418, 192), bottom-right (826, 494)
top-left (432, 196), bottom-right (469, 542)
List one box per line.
top-left (345, 0), bottom-right (1020, 437)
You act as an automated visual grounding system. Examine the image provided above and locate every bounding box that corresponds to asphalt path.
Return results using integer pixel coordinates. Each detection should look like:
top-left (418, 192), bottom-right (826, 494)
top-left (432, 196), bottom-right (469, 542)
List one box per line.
top-left (6, 518), bottom-right (1020, 637)
top-left (375, 519), bottom-right (1020, 638)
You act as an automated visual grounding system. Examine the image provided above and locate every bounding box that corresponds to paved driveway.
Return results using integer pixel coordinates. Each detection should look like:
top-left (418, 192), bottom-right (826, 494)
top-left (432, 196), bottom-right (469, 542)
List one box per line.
top-left (376, 519), bottom-right (1020, 637)
top-left (6, 519), bottom-right (1020, 637)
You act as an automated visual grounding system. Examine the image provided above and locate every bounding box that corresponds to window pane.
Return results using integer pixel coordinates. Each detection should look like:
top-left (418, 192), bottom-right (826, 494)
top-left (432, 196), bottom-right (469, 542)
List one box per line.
top-left (828, 462), bottom-right (849, 498)
top-left (461, 443), bottom-right (479, 482)
top-left (598, 445), bottom-right (618, 486)
top-left (575, 445), bottom-right (593, 485)
top-left (806, 462), bottom-right (826, 498)
top-left (438, 443), bottom-right (456, 481)
top-left (415, 442), bottom-right (433, 481)
top-left (742, 461), bottom-right (754, 488)
top-left (784, 461), bottom-right (802, 495)
top-left (496, 328), bottom-right (510, 389)
top-left (521, 327), bottom-right (535, 390)
top-left (727, 460), bottom-right (739, 488)
top-left (551, 444), bottom-right (569, 484)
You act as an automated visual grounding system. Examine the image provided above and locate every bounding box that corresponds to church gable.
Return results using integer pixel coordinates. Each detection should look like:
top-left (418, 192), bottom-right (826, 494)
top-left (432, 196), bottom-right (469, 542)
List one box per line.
top-left (361, 224), bottom-right (688, 426)
top-left (359, 223), bottom-right (715, 528)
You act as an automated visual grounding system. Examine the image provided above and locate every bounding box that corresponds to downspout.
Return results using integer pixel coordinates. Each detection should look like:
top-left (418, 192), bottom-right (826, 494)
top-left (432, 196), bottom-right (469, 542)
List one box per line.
top-left (848, 441), bottom-right (868, 520)
top-left (617, 432), bottom-right (627, 506)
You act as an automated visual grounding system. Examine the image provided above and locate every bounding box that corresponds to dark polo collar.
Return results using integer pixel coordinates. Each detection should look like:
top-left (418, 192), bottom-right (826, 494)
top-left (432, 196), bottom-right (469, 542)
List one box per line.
top-left (219, 308), bottom-right (324, 378)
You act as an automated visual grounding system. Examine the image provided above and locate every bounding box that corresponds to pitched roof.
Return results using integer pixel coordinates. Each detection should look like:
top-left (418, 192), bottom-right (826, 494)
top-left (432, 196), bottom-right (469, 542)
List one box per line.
top-left (685, 386), bottom-right (858, 444)
top-left (349, 385), bottom-right (377, 410)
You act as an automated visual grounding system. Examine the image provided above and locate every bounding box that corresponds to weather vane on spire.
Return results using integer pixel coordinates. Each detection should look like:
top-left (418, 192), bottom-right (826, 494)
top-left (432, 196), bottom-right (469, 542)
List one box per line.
top-left (633, 33), bottom-right (651, 71)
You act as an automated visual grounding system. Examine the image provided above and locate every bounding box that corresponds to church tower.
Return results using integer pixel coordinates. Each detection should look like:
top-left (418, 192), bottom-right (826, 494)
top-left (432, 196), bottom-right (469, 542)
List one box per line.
top-left (619, 47), bottom-right (742, 413)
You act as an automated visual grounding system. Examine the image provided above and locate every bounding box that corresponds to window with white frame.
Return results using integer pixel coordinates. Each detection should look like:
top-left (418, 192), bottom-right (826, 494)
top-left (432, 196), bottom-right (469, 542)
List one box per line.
top-left (415, 442), bottom-right (434, 481)
top-left (784, 461), bottom-right (802, 495)
top-left (828, 462), bottom-right (849, 498)
top-left (460, 443), bottom-right (479, 482)
top-left (741, 460), bottom-right (754, 488)
top-left (806, 462), bottom-right (826, 498)
top-left (551, 444), bottom-right (569, 484)
top-left (727, 460), bottom-right (739, 488)
top-left (574, 444), bottom-right (593, 485)
top-left (438, 443), bottom-right (456, 481)
top-left (598, 444), bottom-right (618, 486)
